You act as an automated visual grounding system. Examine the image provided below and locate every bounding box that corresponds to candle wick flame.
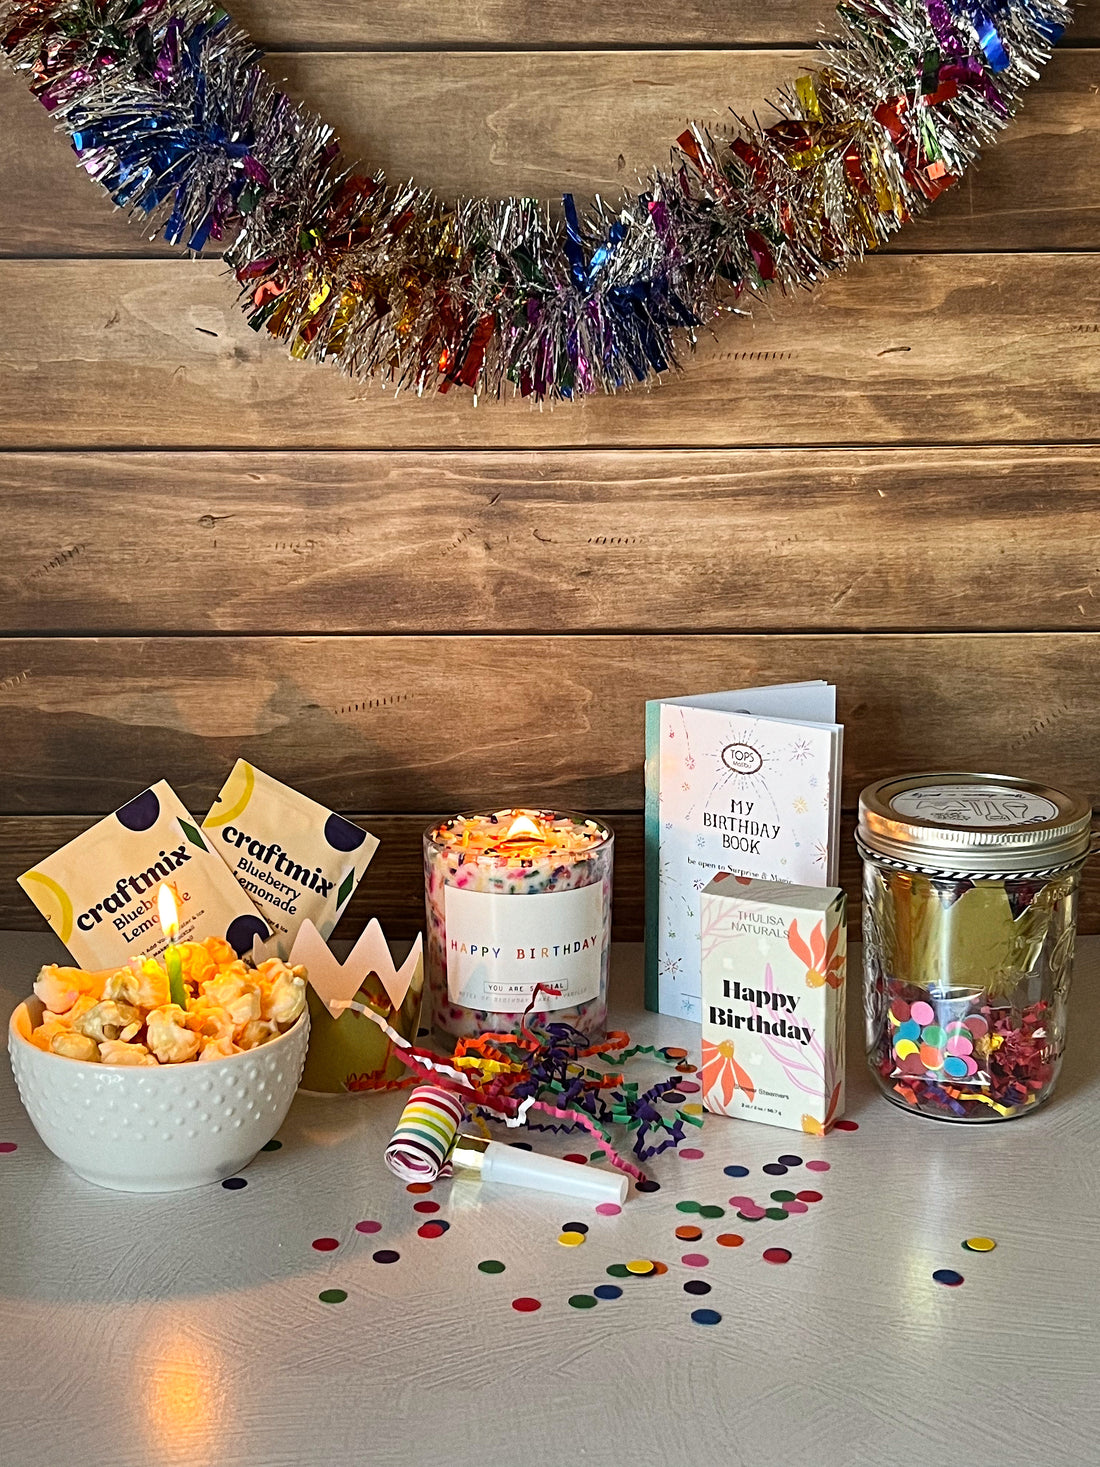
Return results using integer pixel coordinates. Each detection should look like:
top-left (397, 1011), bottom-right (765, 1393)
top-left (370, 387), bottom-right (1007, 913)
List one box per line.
top-left (502, 814), bottom-right (543, 843)
top-left (157, 881), bottom-right (181, 943)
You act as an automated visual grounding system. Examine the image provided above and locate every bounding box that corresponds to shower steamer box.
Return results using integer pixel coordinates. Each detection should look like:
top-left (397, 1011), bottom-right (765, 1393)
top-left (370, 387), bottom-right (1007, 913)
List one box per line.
top-left (18, 781), bottom-right (272, 971)
top-left (700, 873), bottom-right (847, 1135)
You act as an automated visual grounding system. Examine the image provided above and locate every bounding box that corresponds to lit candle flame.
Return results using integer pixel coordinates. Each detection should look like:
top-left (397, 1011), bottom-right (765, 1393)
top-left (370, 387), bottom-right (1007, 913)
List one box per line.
top-left (503, 813), bottom-right (544, 843)
top-left (157, 882), bottom-right (181, 943)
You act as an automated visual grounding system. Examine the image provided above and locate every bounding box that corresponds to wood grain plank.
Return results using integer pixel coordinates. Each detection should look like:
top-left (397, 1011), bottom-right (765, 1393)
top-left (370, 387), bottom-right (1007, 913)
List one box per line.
top-left (3, 49), bottom-right (1096, 257)
top-left (1, 255), bottom-right (1096, 449)
top-left (0, 634), bottom-right (1095, 815)
top-left (3, 811), bottom-right (1099, 938)
top-left (200, 0), bottom-right (1100, 49)
top-left (4, 447), bottom-right (1100, 634)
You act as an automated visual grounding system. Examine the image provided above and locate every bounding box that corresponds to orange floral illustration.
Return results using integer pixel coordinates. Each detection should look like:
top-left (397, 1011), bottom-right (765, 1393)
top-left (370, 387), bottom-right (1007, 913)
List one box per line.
top-left (788, 918), bottom-right (843, 989)
top-left (701, 1037), bottom-right (756, 1108)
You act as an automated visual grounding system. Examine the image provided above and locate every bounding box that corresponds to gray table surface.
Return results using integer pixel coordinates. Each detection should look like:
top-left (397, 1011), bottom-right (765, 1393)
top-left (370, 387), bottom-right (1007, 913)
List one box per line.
top-left (2, 929), bottom-right (1097, 1467)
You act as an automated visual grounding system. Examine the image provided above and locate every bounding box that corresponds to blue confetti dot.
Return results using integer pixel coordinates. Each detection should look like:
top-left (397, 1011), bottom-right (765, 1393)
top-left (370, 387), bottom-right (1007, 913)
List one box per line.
top-left (723, 1165), bottom-right (749, 1178)
top-left (593, 1284), bottom-right (623, 1300)
top-left (690, 1308), bottom-right (722, 1325)
top-left (933, 1269), bottom-right (964, 1287)
top-left (222, 1177), bottom-right (247, 1190)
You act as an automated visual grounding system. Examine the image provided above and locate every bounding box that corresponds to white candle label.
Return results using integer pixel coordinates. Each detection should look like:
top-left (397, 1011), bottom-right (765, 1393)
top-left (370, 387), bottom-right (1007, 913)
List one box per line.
top-left (444, 883), bottom-right (604, 1012)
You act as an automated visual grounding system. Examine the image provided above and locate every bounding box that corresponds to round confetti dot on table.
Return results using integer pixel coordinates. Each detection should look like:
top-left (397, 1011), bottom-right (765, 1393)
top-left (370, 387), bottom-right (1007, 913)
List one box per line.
top-left (676, 1063), bottom-right (697, 1074)
top-left (665, 1046), bottom-right (689, 1059)
top-left (562, 1222), bottom-right (589, 1235)
top-left (796, 1189), bottom-right (823, 1203)
top-left (649, 1261), bottom-right (669, 1276)
top-left (512, 1297), bottom-right (542, 1312)
top-left (682, 1104), bottom-right (704, 1117)
top-left (680, 1147), bottom-right (705, 1160)
top-left (260, 1138), bottom-right (282, 1152)
top-left (677, 1080), bottom-right (701, 1094)
top-left (676, 1199), bottom-right (702, 1213)
top-left (478, 1259), bottom-right (506, 1274)
top-left (834, 1119), bottom-right (859, 1132)
top-left (406, 1182), bottom-right (433, 1194)
top-left (509, 1142), bottom-right (533, 1151)
top-left (783, 1200), bottom-right (809, 1214)
top-left (738, 1205), bottom-right (766, 1220)
top-left (691, 1308), bottom-right (722, 1326)
top-left (716, 1233), bottom-right (744, 1248)
top-left (606, 1264), bottom-right (632, 1278)
top-left (635, 1178), bottom-right (661, 1193)
top-left (563, 1153), bottom-right (588, 1165)
top-left (681, 1253), bottom-right (709, 1268)
top-left (221, 1177), bottom-right (247, 1190)
top-left (413, 1200), bottom-right (440, 1214)
top-left (698, 1204), bottom-right (725, 1220)
top-left (312, 1237), bottom-right (340, 1252)
top-left (568, 1294), bottom-right (599, 1309)
top-left (594, 1284), bottom-right (622, 1300)
top-left (355, 1220), bottom-right (382, 1234)
top-left (664, 1092), bottom-right (686, 1105)
top-left (372, 1250), bottom-right (400, 1264)
top-left (675, 1225), bottom-right (703, 1242)
top-left (910, 1000), bottom-right (935, 1026)
top-left (963, 1237), bottom-right (997, 1253)
top-left (728, 1196), bottom-right (755, 1209)
top-left (318, 1289), bottom-right (347, 1304)
top-left (684, 1279), bottom-right (712, 1296)
top-left (805, 1159), bottom-right (830, 1172)
top-left (418, 1221), bottom-right (449, 1239)
top-left (933, 1269), bottom-right (964, 1287)
top-left (777, 1155), bottom-right (803, 1168)
top-left (723, 1164), bottom-right (749, 1178)
top-left (558, 1231), bottom-right (587, 1247)
top-left (763, 1248), bottom-right (792, 1264)
top-left (589, 1149), bottom-right (606, 1161)
top-left (626, 1259), bottom-right (655, 1275)
top-left (770, 1189), bottom-right (797, 1202)
top-left (765, 1208), bottom-right (789, 1222)
top-left (595, 1202), bottom-right (621, 1217)
top-left (762, 1163), bottom-right (788, 1176)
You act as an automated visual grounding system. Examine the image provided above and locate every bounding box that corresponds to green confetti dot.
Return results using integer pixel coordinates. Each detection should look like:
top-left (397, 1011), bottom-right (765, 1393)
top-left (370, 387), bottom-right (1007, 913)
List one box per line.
top-left (589, 1150), bottom-right (605, 1162)
top-left (568, 1294), bottom-right (599, 1309)
top-left (318, 1288), bottom-right (347, 1304)
top-left (606, 1263), bottom-right (632, 1278)
top-left (261, 1138), bottom-right (283, 1152)
top-left (698, 1205), bottom-right (725, 1219)
top-left (676, 1200), bottom-right (701, 1214)
top-left (770, 1189), bottom-right (796, 1202)
top-left (765, 1208), bottom-right (789, 1221)
top-left (478, 1259), bottom-right (506, 1274)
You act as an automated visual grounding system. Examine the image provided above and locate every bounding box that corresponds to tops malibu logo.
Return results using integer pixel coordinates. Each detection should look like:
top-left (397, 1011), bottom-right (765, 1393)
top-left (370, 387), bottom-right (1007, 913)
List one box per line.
top-left (722, 741), bottom-right (764, 775)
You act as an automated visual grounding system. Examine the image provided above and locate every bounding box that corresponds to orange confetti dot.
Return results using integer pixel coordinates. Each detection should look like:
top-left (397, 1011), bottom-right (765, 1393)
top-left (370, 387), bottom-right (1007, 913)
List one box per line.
top-left (716, 1233), bottom-right (745, 1248)
top-left (406, 1182), bottom-right (433, 1194)
top-left (675, 1225), bottom-right (703, 1241)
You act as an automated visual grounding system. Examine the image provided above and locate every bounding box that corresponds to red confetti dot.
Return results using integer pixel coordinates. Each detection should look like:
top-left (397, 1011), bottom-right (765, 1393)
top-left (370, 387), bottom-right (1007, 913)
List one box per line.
top-left (796, 1190), bottom-right (823, 1203)
top-left (680, 1147), bottom-right (705, 1160)
top-left (355, 1220), bottom-right (382, 1234)
top-left (763, 1248), bottom-right (792, 1264)
top-left (312, 1237), bottom-right (340, 1252)
top-left (406, 1182), bottom-right (433, 1194)
top-left (563, 1153), bottom-right (588, 1165)
top-left (512, 1297), bottom-right (542, 1312)
top-left (0, 1142), bottom-right (17, 1154)
top-left (413, 1200), bottom-right (440, 1214)
top-left (834, 1119), bottom-right (859, 1131)
top-left (418, 1221), bottom-right (446, 1239)
top-left (805, 1159), bottom-right (830, 1172)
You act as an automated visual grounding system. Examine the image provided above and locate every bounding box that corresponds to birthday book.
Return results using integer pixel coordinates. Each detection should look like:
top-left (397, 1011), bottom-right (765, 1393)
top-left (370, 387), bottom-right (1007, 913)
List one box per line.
top-left (644, 682), bottom-right (843, 1019)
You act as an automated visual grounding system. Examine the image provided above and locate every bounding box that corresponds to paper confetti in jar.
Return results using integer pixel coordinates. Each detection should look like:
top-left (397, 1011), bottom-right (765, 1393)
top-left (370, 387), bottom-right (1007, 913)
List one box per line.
top-left (424, 810), bottom-right (613, 1044)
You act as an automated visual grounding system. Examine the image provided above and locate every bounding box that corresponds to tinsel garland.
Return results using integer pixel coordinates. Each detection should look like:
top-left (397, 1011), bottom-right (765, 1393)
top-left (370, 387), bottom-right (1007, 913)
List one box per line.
top-left (0, 0), bottom-right (1071, 402)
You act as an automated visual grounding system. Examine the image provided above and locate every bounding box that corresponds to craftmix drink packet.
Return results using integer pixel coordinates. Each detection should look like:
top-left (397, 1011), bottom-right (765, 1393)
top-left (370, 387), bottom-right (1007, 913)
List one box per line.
top-left (700, 873), bottom-right (846, 1135)
top-left (203, 761), bottom-right (378, 952)
top-left (18, 781), bottom-right (272, 969)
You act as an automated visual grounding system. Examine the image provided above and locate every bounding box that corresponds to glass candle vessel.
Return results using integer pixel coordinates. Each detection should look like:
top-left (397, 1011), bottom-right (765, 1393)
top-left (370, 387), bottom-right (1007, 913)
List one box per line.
top-left (859, 773), bottom-right (1091, 1122)
top-left (424, 809), bottom-right (613, 1044)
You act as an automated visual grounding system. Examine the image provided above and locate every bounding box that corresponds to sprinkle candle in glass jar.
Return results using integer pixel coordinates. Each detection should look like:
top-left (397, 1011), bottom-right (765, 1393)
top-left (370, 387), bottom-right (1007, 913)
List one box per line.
top-left (423, 809), bottom-right (613, 1044)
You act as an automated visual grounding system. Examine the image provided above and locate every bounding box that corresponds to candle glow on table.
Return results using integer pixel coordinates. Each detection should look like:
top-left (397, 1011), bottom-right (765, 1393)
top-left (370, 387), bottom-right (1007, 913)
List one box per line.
top-left (156, 883), bottom-right (188, 1011)
top-left (424, 809), bottom-right (613, 1042)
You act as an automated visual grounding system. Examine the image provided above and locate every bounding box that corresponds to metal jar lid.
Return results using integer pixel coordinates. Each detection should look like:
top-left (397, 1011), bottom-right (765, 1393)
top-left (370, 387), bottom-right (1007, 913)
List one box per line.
top-left (857, 772), bottom-right (1092, 876)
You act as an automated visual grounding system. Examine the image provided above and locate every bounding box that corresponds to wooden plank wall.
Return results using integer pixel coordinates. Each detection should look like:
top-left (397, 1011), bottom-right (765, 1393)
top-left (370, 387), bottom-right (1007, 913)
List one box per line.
top-left (1, 0), bottom-right (1098, 940)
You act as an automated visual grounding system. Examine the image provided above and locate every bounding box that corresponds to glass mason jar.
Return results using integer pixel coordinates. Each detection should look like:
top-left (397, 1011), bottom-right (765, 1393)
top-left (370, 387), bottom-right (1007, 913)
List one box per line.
top-left (859, 773), bottom-right (1091, 1122)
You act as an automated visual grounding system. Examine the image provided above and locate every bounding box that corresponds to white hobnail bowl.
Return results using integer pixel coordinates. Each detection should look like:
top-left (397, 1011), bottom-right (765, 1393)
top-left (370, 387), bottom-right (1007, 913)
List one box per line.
top-left (8, 997), bottom-right (309, 1192)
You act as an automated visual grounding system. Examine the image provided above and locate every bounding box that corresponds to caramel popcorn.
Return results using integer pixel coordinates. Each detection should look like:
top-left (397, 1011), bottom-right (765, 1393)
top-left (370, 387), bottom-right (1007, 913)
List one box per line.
top-left (28, 937), bottom-right (307, 1065)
